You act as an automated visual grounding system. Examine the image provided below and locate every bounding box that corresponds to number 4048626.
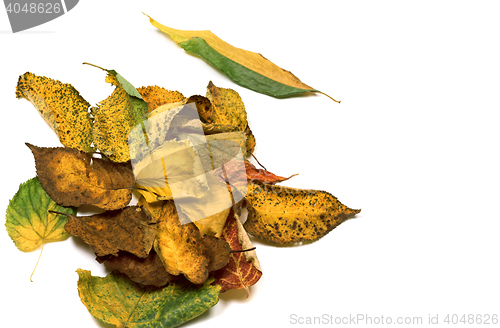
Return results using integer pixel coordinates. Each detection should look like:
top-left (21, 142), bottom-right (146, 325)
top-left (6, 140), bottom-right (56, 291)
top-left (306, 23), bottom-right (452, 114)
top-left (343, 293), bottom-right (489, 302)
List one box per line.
top-left (444, 314), bottom-right (498, 325)
top-left (5, 2), bottom-right (61, 14)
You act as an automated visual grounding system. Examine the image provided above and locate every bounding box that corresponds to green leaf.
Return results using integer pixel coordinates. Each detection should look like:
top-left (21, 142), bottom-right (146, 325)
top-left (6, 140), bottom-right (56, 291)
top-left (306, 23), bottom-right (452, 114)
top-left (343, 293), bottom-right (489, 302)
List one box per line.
top-left (182, 37), bottom-right (317, 98)
top-left (77, 269), bottom-right (221, 328)
top-left (147, 15), bottom-right (339, 101)
top-left (5, 177), bottom-right (77, 252)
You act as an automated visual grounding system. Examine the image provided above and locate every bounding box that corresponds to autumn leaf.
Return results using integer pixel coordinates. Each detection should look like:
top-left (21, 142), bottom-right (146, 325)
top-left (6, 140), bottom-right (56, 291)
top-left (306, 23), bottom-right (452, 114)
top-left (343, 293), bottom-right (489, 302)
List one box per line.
top-left (77, 269), bottom-right (220, 328)
top-left (27, 143), bottom-right (135, 210)
top-left (88, 64), bottom-right (149, 162)
top-left (97, 250), bottom-right (174, 287)
top-left (15, 72), bottom-right (94, 152)
top-left (153, 201), bottom-right (210, 284)
top-left (5, 177), bottom-right (76, 252)
top-left (203, 235), bottom-right (231, 272)
top-left (186, 94), bottom-right (213, 123)
top-left (192, 207), bottom-right (230, 238)
top-left (138, 85), bottom-right (186, 113)
top-left (214, 160), bottom-right (297, 186)
top-left (146, 15), bottom-right (339, 101)
top-left (244, 183), bottom-right (360, 244)
top-left (245, 162), bottom-right (297, 184)
top-left (213, 210), bottom-right (262, 295)
top-left (61, 206), bottom-right (157, 258)
top-left (206, 81), bottom-right (256, 155)
top-left (133, 139), bottom-right (209, 203)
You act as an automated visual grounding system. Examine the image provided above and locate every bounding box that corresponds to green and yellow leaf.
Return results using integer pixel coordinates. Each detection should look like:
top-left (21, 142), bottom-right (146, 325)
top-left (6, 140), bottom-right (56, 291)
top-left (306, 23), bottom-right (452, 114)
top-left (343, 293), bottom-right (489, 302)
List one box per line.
top-left (90, 65), bottom-right (149, 162)
top-left (77, 269), bottom-right (220, 328)
top-left (5, 177), bottom-right (76, 252)
top-left (146, 15), bottom-right (338, 101)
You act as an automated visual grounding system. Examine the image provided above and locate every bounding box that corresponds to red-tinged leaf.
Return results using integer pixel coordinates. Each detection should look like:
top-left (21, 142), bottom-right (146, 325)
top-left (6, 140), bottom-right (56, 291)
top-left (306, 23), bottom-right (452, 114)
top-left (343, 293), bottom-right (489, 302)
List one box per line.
top-left (212, 210), bottom-right (262, 295)
top-left (245, 161), bottom-right (297, 185)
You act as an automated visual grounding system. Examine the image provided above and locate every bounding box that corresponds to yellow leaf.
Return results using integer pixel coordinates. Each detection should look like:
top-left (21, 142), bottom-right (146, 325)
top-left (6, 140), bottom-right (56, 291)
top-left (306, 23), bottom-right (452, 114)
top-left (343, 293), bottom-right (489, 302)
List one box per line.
top-left (206, 81), bottom-right (255, 155)
top-left (92, 70), bottom-right (148, 162)
top-left (133, 139), bottom-right (208, 202)
top-left (244, 183), bottom-right (360, 244)
top-left (137, 85), bottom-right (186, 113)
top-left (153, 201), bottom-right (209, 284)
top-left (15, 72), bottom-right (94, 152)
top-left (146, 15), bottom-right (337, 100)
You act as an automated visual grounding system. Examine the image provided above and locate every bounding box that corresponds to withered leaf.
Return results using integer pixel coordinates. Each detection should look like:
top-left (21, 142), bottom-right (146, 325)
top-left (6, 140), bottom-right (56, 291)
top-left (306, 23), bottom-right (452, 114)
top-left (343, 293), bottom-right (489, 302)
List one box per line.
top-left (15, 72), bottom-right (94, 153)
top-left (137, 85), bottom-right (186, 113)
top-left (206, 81), bottom-right (256, 155)
top-left (203, 235), bottom-right (231, 272)
top-left (90, 67), bottom-right (148, 162)
top-left (245, 161), bottom-right (297, 184)
top-left (187, 95), bottom-right (213, 123)
top-left (213, 210), bottom-right (262, 294)
top-left (153, 201), bottom-right (210, 284)
top-left (64, 205), bottom-right (157, 258)
top-left (244, 183), bottom-right (361, 244)
top-left (26, 143), bottom-right (134, 210)
top-left (97, 250), bottom-right (174, 287)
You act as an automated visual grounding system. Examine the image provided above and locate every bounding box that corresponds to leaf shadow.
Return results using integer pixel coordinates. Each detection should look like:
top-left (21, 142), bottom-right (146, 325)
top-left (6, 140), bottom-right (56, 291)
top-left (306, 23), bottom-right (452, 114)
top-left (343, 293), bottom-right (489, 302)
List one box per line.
top-left (91, 317), bottom-right (115, 328)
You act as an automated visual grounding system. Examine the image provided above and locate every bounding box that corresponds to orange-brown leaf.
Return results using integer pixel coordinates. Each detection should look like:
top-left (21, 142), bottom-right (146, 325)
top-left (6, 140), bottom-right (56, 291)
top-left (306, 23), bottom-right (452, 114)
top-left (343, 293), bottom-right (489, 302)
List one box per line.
top-left (212, 211), bottom-right (262, 293)
top-left (26, 143), bottom-right (135, 210)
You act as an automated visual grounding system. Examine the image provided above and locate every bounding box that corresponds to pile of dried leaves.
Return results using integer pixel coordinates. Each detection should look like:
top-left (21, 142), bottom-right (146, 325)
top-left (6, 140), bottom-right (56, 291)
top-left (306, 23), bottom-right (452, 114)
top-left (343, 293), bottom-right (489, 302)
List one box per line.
top-left (5, 20), bottom-right (358, 328)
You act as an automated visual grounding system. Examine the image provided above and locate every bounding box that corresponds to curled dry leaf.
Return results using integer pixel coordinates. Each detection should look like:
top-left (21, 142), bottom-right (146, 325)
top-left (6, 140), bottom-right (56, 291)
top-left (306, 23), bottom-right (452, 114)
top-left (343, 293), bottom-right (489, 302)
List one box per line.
top-left (244, 183), bottom-right (360, 244)
top-left (77, 269), bottom-right (221, 328)
top-left (206, 81), bottom-right (256, 155)
top-left (5, 177), bottom-right (76, 252)
top-left (97, 250), bottom-right (174, 287)
top-left (27, 143), bottom-right (135, 210)
top-left (203, 235), bottom-right (231, 272)
top-left (63, 205), bottom-right (157, 258)
top-left (213, 210), bottom-right (262, 295)
top-left (153, 201), bottom-right (210, 284)
top-left (15, 72), bottom-right (94, 153)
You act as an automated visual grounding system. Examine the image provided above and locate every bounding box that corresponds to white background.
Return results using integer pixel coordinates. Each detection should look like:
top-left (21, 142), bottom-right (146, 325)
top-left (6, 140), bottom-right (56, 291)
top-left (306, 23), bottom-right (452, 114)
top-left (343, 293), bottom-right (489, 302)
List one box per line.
top-left (1, 1), bottom-right (499, 327)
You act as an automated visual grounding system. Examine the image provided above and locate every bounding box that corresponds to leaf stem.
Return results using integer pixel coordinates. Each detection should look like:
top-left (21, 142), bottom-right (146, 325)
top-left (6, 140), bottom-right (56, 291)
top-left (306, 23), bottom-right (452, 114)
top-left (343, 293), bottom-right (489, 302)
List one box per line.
top-left (230, 247), bottom-right (256, 253)
top-left (30, 241), bottom-right (44, 282)
top-left (251, 153), bottom-right (267, 171)
top-left (320, 92), bottom-right (341, 103)
top-left (83, 62), bottom-right (107, 72)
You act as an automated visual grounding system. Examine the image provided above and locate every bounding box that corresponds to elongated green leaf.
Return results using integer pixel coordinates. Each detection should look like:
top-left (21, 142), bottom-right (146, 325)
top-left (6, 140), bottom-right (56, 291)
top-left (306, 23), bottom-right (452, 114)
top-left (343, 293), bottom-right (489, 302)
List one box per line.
top-left (147, 15), bottom-right (339, 101)
top-left (5, 177), bottom-right (76, 252)
top-left (77, 269), bottom-right (221, 328)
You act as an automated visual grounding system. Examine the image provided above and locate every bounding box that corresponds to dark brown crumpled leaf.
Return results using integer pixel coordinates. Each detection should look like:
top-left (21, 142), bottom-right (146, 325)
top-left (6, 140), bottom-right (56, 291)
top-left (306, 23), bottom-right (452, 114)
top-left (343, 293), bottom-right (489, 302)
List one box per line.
top-left (203, 235), bottom-right (231, 272)
top-left (63, 206), bottom-right (157, 257)
top-left (26, 143), bottom-right (135, 210)
top-left (96, 250), bottom-right (174, 287)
